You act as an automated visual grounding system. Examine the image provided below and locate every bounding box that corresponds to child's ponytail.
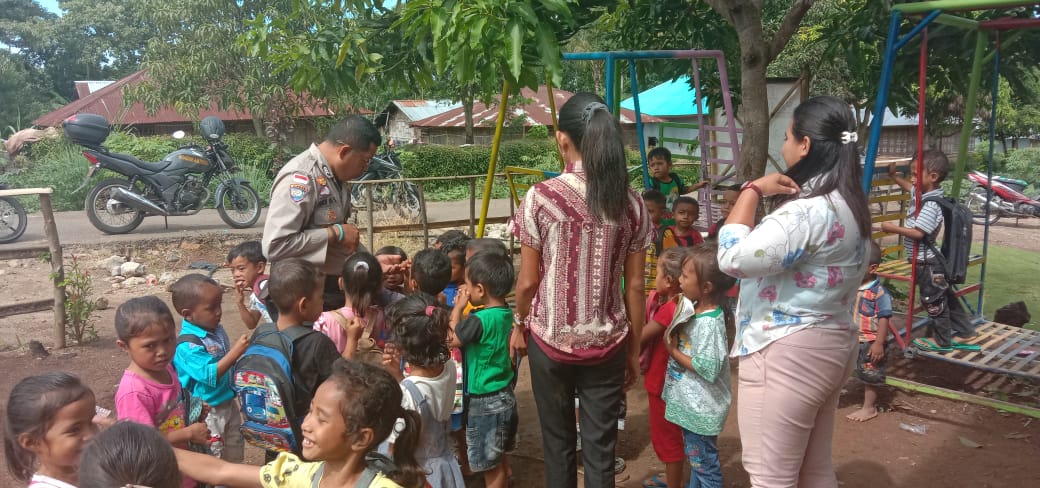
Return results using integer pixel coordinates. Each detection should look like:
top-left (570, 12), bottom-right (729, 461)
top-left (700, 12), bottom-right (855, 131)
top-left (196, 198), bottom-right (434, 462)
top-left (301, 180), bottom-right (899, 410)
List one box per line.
top-left (341, 252), bottom-right (384, 316)
top-left (385, 407), bottom-right (425, 488)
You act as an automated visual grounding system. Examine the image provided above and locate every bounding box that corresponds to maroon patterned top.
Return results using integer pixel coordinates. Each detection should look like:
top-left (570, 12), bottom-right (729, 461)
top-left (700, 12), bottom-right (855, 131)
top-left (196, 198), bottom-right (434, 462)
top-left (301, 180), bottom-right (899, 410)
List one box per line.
top-left (510, 166), bottom-right (653, 364)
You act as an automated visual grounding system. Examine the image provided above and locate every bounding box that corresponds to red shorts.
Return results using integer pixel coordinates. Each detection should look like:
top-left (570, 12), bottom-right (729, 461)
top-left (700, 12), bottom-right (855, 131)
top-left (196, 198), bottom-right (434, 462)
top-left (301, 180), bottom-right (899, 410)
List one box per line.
top-left (647, 392), bottom-right (685, 463)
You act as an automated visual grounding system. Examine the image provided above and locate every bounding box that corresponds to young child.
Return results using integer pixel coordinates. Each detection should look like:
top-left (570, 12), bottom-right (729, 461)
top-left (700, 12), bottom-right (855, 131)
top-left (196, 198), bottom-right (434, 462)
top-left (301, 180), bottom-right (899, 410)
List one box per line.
top-left (450, 252), bottom-right (518, 488)
top-left (4, 372), bottom-right (98, 488)
top-left (171, 274), bottom-right (250, 463)
top-left (383, 294), bottom-right (465, 488)
top-left (648, 147), bottom-right (708, 212)
top-left (313, 252), bottom-right (390, 358)
top-left (78, 421), bottom-right (181, 488)
top-left (661, 196), bottom-right (704, 251)
top-left (643, 190), bottom-right (668, 296)
top-left (707, 183), bottom-right (741, 240)
top-left (663, 244), bottom-right (736, 488)
top-left (113, 296), bottom-right (210, 488)
top-left (409, 248), bottom-right (452, 298)
top-left (227, 241), bottom-right (271, 329)
top-left (173, 359), bottom-right (426, 488)
top-left (262, 258), bottom-right (343, 459)
top-left (881, 150), bottom-right (977, 351)
top-left (847, 241), bottom-right (893, 423)
top-left (376, 246), bottom-right (409, 298)
top-left (638, 248), bottom-right (686, 488)
top-left (440, 235), bottom-right (471, 307)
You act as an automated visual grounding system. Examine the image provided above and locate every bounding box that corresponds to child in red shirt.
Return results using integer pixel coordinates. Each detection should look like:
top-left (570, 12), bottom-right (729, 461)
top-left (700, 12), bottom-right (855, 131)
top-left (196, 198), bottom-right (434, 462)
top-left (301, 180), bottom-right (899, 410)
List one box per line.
top-left (660, 196), bottom-right (704, 251)
top-left (639, 247), bottom-right (687, 488)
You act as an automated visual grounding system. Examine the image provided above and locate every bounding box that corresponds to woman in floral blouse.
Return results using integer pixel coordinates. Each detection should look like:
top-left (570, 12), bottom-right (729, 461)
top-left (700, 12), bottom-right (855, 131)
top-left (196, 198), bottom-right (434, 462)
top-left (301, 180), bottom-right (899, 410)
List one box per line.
top-left (510, 92), bottom-right (652, 488)
top-left (717, 96), bottom-right (871, 488)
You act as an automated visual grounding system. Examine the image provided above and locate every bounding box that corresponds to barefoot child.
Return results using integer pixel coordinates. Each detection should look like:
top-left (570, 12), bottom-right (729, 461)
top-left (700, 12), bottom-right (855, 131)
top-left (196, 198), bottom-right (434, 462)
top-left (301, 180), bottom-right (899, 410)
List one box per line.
top-left (664, 244), bottom-right (737, 488)
top-left (846, 242), bottom-right (893, 423)
top-left (383, 294), bottom-right (465, 488)
top-left (4, 372), bottom-right (99, 488)
top-left (113, 296), bottom-right (210, 488)
top-left (639, 247), bottom-right (686, 488)
top-left (174, 359), bottom-right (426, 488)
top-left (227, 241), bottom-right (270, 329)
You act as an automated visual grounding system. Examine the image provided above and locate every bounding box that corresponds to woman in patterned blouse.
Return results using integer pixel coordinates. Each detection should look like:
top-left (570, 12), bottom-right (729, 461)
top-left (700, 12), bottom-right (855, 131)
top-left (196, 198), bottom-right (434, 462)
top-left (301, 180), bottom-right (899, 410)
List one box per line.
top-left (717, 96), bottom-right (871, 488)
top-left (510, 92), bottom-right (652, 488)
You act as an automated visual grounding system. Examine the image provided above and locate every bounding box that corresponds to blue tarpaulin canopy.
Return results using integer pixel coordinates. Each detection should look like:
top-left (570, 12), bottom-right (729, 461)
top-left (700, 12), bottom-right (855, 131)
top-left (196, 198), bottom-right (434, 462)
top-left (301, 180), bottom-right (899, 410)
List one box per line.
top-left (620, 75), bottom-right (709, 117)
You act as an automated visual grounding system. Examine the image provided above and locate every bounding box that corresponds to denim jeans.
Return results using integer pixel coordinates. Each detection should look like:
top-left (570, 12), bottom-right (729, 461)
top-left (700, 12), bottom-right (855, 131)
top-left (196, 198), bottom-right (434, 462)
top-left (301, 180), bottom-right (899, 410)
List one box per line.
top-left (465, 389), bottom-right (518, 472)
top-left (682, 430), bottom-right (722, 488)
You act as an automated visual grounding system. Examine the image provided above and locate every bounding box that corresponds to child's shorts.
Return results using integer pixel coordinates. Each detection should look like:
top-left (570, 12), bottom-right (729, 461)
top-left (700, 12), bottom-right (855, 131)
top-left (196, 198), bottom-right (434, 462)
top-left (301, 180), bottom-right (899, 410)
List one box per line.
top-left (465, 388), bottom-right (518, 472)
top-left (855, 341), bottom-right (887, 385)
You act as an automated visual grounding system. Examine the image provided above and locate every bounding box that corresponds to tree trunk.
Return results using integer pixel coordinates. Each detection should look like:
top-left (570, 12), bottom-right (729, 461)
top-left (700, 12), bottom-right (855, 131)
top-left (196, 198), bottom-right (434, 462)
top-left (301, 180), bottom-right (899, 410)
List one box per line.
top-left (462, 85), bottom-right (475, 145)
top-left (251, 115), bottom-right (264, 138)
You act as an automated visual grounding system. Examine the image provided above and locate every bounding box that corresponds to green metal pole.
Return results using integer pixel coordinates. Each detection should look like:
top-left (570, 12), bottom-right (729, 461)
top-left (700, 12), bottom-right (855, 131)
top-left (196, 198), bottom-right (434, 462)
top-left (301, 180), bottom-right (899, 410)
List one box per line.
top-left (952, 30), bottom-right (988, 197)
top-left (935, 13), bottom-right (979, 30)
top-left (476, 80), bottom-right (510, 238)
top-left (887, 376), bottom-right (1040, 419)
top-left (896, 0), bottom-right (1038, 15)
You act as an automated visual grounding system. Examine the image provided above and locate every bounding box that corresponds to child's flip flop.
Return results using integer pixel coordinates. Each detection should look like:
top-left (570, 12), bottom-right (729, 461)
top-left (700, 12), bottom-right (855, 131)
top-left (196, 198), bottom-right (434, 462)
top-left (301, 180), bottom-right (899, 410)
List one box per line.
top-left (642, 473), bottom-right (668, 488)
top-left (951, 341), bottom-right (982, 351)
top-left (911, 337), bottom-right (952, 351)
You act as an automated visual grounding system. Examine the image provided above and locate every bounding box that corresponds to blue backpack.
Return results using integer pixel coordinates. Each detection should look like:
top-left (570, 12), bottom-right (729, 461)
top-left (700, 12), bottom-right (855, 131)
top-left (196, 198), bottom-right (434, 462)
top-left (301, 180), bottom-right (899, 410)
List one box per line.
top-left (232, 323), bottom-right (312, 454)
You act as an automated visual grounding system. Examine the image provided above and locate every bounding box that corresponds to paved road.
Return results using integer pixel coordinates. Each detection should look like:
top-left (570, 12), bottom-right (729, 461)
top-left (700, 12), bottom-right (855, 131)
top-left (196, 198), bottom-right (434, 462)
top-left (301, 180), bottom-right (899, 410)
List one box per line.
top-left (8, 198), bottom-right (514, 247)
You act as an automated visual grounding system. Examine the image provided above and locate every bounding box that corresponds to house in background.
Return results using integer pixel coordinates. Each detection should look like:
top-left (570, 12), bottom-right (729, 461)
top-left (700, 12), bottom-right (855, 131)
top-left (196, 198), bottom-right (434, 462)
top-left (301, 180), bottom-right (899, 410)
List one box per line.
top-left (33, 70), bottom-right (363, 146)
top-left (375, 100), bottom-right (461, 145)
top-left (410, 86), bottom-right (662, 146)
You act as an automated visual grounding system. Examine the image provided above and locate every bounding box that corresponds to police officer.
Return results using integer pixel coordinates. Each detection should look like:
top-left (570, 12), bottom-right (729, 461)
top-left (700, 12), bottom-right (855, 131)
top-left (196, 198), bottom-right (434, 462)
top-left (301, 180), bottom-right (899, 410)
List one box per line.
top-left (262, 116), bottom-right (379, 310)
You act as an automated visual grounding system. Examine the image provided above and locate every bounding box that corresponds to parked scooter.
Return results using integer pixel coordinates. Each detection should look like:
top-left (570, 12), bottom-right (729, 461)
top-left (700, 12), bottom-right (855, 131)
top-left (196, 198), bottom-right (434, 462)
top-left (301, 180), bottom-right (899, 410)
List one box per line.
top-left (349, 147), bottom-right (421, 219)
top-left (64, 114), bottom-right (261, 234)
top-left (962, 170), bottom-right (1040, 225)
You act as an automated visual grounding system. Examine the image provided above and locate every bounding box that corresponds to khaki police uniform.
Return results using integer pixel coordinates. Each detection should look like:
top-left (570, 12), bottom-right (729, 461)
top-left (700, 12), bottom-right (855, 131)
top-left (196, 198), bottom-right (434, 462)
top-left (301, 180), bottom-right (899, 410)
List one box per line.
top-left (262, 144), bottom-right (351, 277)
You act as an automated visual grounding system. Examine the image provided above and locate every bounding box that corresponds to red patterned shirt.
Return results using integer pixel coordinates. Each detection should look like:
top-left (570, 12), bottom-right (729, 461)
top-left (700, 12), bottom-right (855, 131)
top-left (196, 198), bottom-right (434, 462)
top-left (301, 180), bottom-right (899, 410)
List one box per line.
top-left (510, 165), bottom-right (653, 364)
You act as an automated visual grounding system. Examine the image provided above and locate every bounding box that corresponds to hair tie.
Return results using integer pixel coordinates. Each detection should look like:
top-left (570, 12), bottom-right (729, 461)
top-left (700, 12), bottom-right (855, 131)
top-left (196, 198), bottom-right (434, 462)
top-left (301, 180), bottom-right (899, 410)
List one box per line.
top-left (581, 102), bottom-right (608, 125)
top-left (353, 261), bottom-right (369, 272)
top-left (840, 131), bottom-right (858, 145)
top-left (425, 305), bottom-right (436, 317)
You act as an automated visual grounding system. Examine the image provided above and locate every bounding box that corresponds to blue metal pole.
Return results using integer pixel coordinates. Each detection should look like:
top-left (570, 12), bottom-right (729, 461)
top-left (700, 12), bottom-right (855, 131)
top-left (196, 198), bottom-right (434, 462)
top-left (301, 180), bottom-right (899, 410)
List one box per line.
top-left (605, 55), bottom-right (616, 112)
top-left (629, 61), bottom-right (650, 188)
top-left (894, 10), bottom-right (943, 51)
top-left (863, 10), bottom-right (903, 194)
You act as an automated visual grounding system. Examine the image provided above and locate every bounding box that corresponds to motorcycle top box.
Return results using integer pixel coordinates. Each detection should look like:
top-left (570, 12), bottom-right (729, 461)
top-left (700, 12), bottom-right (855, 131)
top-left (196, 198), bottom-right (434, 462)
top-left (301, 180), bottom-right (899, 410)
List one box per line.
top-left (62, 114), bottom-right (110, 147)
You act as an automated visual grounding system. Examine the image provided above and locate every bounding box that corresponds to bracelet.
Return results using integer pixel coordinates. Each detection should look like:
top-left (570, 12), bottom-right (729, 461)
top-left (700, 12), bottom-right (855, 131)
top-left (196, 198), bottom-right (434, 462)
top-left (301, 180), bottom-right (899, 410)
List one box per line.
top-left (513, 313), bottom-right (526, 328)
top-left (741, 181), bottom-right (764, 198)
top-left (334, 224), bottom-right (345, 242)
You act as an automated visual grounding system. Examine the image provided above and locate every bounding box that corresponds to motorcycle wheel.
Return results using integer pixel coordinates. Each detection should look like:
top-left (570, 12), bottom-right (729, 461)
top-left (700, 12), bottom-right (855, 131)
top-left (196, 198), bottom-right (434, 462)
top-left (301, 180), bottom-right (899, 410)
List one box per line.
top-left (85, 178), bottom-right (146, 234)
top-left (0, 196), bottom-right (28, 244)
top-left (394, 182), bottom-right (421, 219)
top-left (963, 185), bottom-right (1002, 226)
top-left (216, 183), bottom-right (261, 228)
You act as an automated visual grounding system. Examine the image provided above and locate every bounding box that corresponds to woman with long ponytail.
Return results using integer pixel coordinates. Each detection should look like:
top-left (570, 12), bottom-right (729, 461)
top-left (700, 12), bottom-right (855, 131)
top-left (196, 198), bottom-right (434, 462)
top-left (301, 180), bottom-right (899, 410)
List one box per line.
top-left (510, 92), bottom-right (653, 488)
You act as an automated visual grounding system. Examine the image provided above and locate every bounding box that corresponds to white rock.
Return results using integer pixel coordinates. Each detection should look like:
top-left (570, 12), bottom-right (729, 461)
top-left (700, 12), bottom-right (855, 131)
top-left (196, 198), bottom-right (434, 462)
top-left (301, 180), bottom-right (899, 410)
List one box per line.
top-left (123, 277), bottom-right (147, 286)
top-left (108, 276), bottom-right (125, 283)
top-left (119, 261), bottom-right (146, 277)
top-left (158, 272), bottom-right (176, 285)
top-left (99, 255), bottom-right (126, 271)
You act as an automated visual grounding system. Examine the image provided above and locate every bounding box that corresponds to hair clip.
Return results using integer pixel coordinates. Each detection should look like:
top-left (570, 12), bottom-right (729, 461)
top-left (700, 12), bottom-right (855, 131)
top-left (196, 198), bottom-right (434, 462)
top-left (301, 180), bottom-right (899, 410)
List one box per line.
top-left (581, 102), bottom-right (608, 125)
top-left (425, 305), bottom-right (437, 317)
top-left (354, 261), bottom-right (370, 272)
top-left (840, 131), bottom-right (858, 145)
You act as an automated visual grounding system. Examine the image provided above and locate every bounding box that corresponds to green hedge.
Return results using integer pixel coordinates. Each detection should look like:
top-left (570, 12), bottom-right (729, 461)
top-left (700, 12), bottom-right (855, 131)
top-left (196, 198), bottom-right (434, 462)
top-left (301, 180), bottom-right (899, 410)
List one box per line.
top-left (2, 131), bottom-right (281, 211)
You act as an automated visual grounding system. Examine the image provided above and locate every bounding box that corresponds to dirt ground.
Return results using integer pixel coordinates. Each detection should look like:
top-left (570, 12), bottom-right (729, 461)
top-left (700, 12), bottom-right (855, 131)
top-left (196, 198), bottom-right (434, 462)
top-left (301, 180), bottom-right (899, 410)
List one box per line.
top-left (1, 228), bottom-right (1039, 487)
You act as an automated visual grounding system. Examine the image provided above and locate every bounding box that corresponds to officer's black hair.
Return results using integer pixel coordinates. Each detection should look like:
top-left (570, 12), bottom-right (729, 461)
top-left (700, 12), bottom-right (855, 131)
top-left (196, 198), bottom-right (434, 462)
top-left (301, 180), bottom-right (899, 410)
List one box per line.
top-left (411, 249), bottom-right (451, 296)
top-left (326, 115), bottom-right (381, 151)
top-left (465, 252), bottom-right (515, 298)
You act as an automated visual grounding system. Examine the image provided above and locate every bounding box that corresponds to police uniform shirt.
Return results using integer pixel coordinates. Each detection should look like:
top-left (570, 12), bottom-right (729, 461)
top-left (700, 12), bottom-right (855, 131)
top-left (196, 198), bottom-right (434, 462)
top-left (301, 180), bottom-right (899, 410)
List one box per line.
top-left (262, 144), bottom-right (351, 276)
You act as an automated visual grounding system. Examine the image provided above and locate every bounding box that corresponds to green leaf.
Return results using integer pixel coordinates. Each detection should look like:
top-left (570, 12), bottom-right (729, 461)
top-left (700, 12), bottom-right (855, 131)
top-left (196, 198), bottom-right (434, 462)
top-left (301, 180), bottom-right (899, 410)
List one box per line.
top-left (506, 20), bottom-right (523, 81)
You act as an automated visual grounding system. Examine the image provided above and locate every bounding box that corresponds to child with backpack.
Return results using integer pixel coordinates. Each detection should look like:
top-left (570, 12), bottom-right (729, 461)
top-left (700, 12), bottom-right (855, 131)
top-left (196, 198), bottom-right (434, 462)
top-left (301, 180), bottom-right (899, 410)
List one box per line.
top-left (227, 241), bottom-right (271, 329)
top-left (234, 258), bottom-right (341, 461)
top-left (382, 293), bottom-right (465, 488)
top-left (175, 359), bottom-right (426, 488)
top-left (313, 252), bottom-right (390, 361)
top-left (881, 150), bottom-right (978, 352)
top-left (171, 274), bottom-right (250, 463)
top-left (113, 296), bottom-right (210, 488)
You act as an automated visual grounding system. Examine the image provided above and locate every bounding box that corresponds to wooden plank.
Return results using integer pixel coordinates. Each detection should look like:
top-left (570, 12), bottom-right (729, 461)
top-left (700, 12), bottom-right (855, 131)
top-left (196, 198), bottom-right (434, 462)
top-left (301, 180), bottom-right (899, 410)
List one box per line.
top-left (0, 188), bottom-right (52, 197)
top-left (955, 322), bottom-right (1015, 363)
top-left (1009, 347), bottom-right (1040, 372)
top-left (990, 335), bottom-right (1038, 370)
top-left (0, 246), bottom-right (51, 261)
top-left (0, 299), bottom-right (55, 317)
top-left (40, 193), bottom-right (65, 350)
top-left (871, 213), bottom-right (904, 224)
top-left (977, 326), bottom-right (1030, 365)
top-left (869, 194), bottom-right (910, 204)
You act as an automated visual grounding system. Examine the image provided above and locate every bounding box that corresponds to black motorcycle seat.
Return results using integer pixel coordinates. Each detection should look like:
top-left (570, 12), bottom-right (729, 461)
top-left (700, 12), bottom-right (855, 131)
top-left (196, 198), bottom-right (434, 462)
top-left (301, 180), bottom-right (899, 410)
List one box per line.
top-left (108, 152), bottom-right (171, 171)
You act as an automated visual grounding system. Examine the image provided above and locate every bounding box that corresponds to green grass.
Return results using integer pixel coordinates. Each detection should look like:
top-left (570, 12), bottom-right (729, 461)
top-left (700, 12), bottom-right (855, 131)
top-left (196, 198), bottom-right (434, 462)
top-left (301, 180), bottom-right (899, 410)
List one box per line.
top-left (886, 244), bottom-right (1040, 331)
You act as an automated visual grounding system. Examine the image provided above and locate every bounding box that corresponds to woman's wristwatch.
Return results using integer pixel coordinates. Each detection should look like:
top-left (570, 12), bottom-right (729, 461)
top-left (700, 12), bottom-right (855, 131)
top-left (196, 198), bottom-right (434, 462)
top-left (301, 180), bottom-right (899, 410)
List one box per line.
top-left (513, 313), bottom-right (526, 329)
top-left (741, 181), bottom-right (764, 198)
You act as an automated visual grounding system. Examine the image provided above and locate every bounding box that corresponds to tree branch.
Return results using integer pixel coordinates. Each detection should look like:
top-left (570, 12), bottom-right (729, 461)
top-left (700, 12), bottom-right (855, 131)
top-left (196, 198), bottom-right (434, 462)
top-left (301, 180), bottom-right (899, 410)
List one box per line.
top-left (768, 0), bottom-right (814, 62)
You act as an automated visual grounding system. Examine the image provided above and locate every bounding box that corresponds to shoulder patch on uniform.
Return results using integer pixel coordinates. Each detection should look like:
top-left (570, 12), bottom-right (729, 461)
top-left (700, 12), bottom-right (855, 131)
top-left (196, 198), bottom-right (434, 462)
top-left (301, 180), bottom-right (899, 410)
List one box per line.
top-left (292, 173), bottom-right (310, 184)
top-left (289, 183), bottom-right (309, 203)
top-left (320, 165), bottom-right (334, 180)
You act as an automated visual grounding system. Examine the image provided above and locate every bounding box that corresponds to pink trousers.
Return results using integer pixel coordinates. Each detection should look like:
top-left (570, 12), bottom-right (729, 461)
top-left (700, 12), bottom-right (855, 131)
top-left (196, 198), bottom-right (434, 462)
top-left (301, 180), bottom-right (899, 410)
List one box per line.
top-left (737, 327), bottom-right (857, 488)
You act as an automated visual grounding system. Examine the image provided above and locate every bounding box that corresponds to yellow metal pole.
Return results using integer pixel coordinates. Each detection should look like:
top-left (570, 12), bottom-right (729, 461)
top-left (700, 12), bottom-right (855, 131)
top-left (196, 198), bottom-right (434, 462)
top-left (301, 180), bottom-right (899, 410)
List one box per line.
top-left (477, 79), bottom-right (510, 237)
top-left (545, 75), bottom-right (564, 171)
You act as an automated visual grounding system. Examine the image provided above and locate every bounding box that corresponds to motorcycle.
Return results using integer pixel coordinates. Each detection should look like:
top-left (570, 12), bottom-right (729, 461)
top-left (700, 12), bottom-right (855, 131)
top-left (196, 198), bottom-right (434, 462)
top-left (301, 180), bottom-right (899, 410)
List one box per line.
top-left (64, 114), bottom-right (262, 234)
top-left (0, 183), bottom-right (28, 244)
top-left (349, 147), bottom-right (421, 219)
top-left (962, 170), bottom-right (1040, 225)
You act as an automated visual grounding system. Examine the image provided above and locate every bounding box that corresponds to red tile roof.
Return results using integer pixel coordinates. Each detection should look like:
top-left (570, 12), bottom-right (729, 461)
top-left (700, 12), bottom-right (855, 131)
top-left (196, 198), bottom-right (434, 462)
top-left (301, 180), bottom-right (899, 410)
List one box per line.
top-left (34, 70), bottom-right (367, 127)
top-left (410, 86), bottom-right (662, 128)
